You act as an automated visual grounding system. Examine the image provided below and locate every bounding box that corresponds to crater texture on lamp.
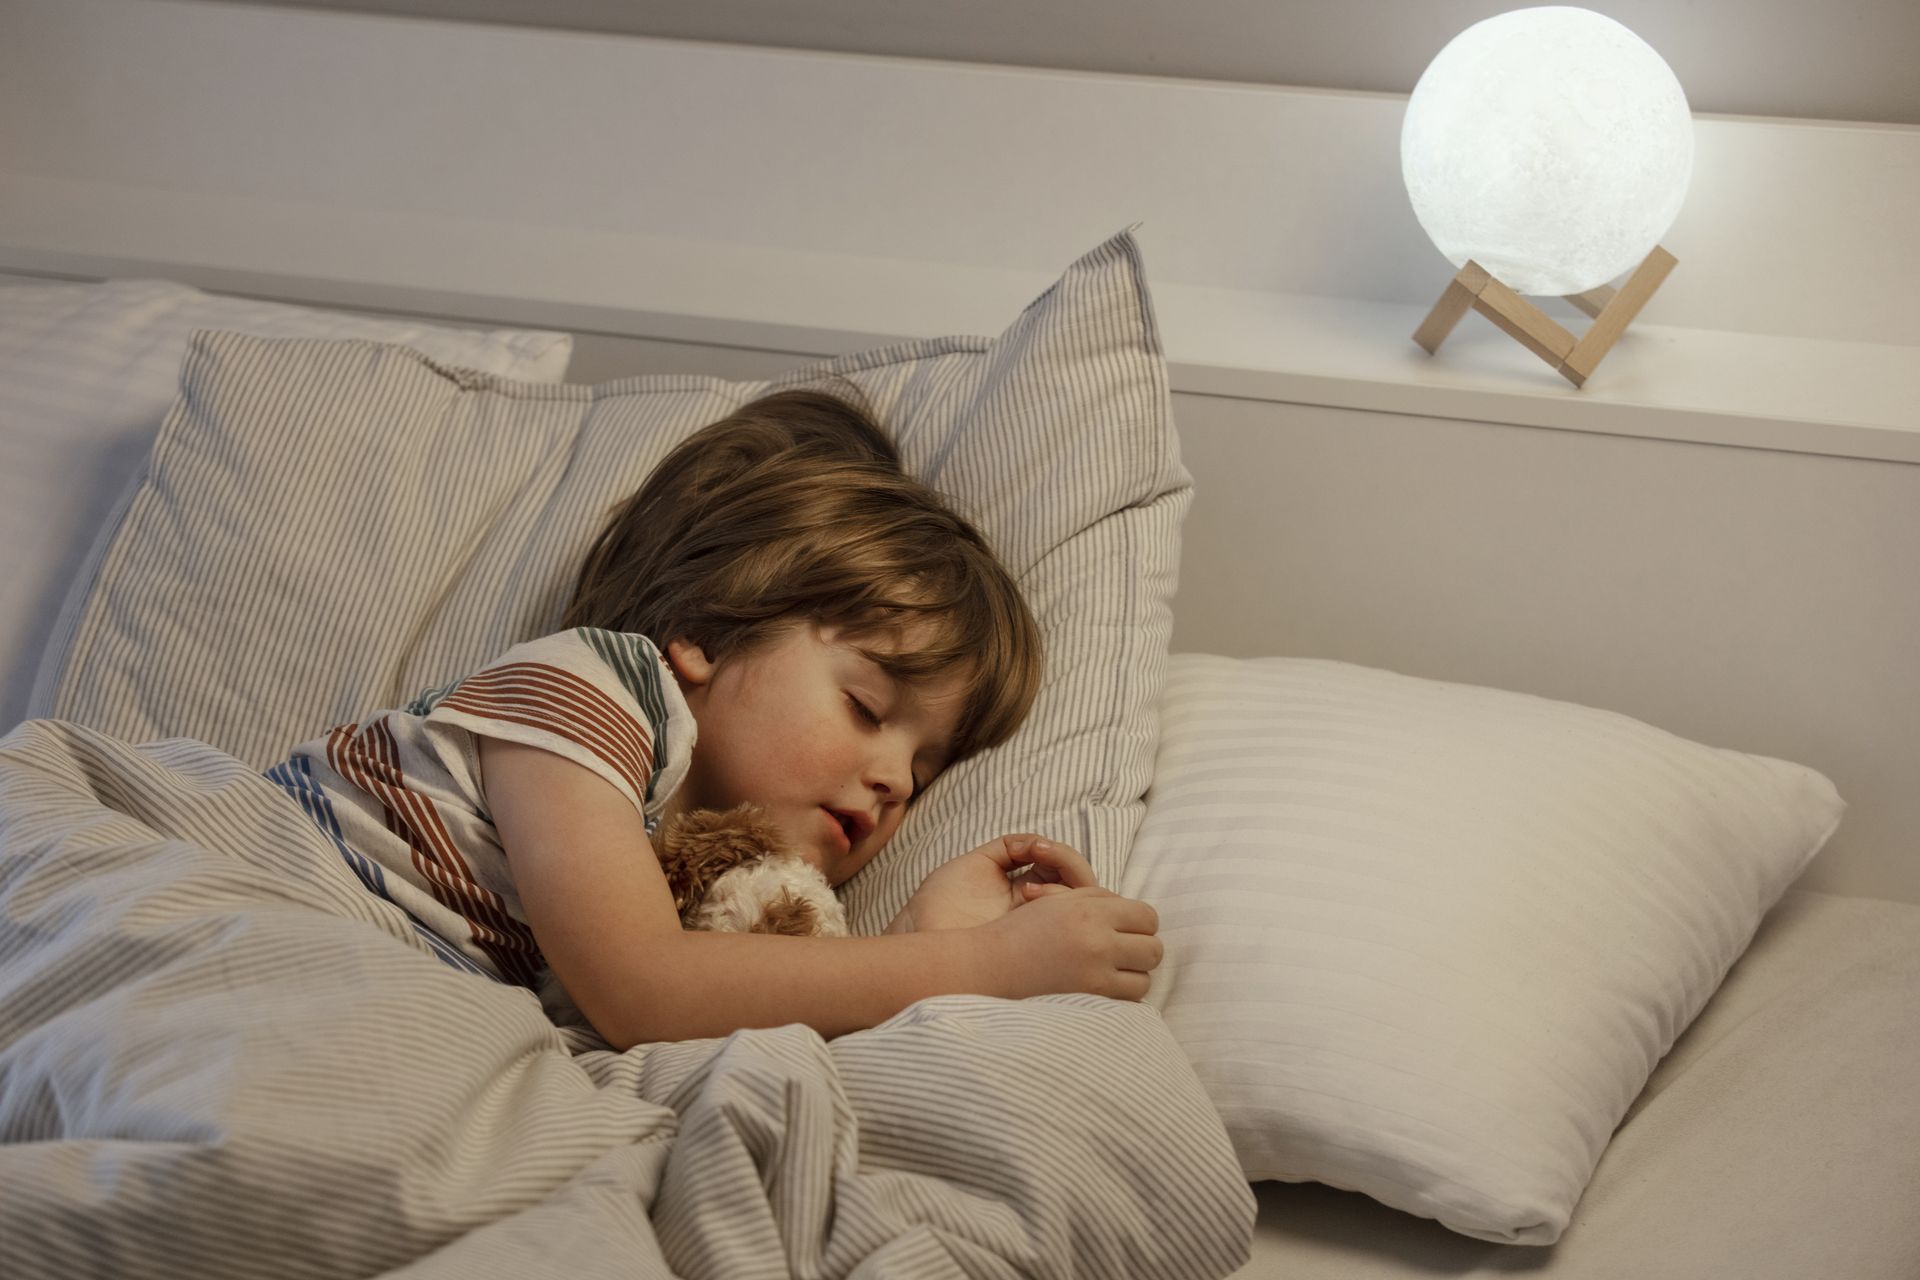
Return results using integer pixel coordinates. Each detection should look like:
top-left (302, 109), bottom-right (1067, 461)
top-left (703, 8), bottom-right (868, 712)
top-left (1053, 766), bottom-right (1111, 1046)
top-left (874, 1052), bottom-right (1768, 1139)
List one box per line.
top-left (1401, 6), bottom-right (1692, 297)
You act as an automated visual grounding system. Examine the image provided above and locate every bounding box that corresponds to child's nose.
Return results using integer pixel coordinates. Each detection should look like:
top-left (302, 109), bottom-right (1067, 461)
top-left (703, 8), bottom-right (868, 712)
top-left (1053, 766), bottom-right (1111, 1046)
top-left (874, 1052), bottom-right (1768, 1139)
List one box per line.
top-left (864, 747), bottom-right (913, 802)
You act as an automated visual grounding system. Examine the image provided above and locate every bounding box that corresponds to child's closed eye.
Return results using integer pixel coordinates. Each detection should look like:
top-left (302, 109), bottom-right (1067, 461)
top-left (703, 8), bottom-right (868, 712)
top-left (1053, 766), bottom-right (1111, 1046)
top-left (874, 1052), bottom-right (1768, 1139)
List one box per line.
top-left (847, 692), bottom-right (931, 800)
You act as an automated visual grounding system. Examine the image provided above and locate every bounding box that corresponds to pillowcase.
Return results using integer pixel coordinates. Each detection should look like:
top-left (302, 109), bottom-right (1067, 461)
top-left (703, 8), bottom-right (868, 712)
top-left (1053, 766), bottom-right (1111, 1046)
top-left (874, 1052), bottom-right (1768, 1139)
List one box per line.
top-left (2, 277), bottom-right (573, 734)
top-left (38, 230), bottom-right (1189, 934)
top-left (1122, 654), bottom-right (1843, 1246)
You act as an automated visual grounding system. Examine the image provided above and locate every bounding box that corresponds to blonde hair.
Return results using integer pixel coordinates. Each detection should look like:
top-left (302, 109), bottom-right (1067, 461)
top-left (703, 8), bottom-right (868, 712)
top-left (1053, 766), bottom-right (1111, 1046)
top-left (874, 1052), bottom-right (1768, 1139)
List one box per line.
top-left (562, 388), bottom-right (1042, 763)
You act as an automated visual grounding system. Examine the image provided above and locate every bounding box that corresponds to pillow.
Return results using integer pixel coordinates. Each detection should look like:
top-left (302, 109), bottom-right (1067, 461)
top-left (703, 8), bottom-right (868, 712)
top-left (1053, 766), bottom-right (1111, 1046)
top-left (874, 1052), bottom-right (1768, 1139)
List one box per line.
top-left (2, 277), bottom-right (574, 734)
top-left (1121, 654), bottom-right (1844, 1246)
top-left (37, 230), bottom-right (1189, 934)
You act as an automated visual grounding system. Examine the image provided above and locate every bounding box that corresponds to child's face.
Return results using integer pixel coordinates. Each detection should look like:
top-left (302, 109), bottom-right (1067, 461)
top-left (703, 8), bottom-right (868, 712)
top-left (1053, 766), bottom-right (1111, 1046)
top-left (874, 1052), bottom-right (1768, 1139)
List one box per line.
top-left (665, 622), bottom-right (967, 886)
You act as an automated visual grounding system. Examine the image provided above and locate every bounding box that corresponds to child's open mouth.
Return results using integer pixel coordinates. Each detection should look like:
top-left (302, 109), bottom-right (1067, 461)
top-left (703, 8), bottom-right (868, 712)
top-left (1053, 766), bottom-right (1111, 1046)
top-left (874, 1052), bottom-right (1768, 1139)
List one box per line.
top-left (822, 807), bottom-right (854, 851)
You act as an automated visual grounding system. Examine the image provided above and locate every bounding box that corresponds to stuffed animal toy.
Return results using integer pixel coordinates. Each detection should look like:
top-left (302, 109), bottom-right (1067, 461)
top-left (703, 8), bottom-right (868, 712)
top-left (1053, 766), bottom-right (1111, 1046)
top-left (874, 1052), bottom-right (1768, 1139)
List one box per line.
top-left (655, 802), bottom-right (849, 938)
top-left (536, 802), bottom-right (846, 1031)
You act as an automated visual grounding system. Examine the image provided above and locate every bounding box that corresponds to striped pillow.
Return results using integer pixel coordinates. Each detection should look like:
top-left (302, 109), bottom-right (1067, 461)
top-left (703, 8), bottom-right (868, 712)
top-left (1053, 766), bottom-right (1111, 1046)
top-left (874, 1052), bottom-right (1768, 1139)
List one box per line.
top-left (1, 277), bottom-right (573, 735)
top-left (38, 230), bottom-right (1188, 933)
top-left (1122, 654), bottom-right (1843, 1246)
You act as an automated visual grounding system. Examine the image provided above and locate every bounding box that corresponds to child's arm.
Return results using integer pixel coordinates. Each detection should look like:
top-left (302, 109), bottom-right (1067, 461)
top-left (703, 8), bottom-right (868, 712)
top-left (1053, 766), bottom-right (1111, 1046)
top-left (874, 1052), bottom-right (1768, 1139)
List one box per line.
top-left (481, 738), bottom-right (1158, 1049)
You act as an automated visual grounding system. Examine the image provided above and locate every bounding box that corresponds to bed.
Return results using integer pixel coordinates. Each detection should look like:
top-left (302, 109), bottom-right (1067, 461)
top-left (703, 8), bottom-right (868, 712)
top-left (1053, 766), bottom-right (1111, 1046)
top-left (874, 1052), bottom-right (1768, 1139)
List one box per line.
top-left (3, 4), bottom-right (1919, 1277)
top-left (4, 238), bottom-right (1918, 1279)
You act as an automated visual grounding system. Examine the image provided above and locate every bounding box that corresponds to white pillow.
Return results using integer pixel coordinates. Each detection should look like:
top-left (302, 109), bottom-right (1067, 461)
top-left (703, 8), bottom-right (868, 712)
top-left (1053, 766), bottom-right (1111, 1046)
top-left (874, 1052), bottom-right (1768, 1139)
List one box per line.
top-left (37, 231), bottom-right (1188, 934)
top-left (2, 278), bottom-right (573, 733)
top-left (1122, 654), bottom-right (1844, 1246)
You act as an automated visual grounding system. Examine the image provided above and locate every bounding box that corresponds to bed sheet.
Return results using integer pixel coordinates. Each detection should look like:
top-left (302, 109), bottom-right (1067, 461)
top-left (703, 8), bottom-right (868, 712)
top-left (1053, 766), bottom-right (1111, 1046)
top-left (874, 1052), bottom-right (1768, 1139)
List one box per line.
top-left (0, 718), bottom-right (1256, 1279)
top-left (1231, 887), bottom-right (1920, 1279)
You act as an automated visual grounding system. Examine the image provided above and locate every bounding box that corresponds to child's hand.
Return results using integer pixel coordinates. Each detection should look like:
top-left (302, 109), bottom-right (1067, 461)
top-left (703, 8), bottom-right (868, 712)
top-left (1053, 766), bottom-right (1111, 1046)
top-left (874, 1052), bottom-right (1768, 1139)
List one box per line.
top-left (979, 887), bottom-right (1162, 1002)
top-left (885, 835), bottom-right (1097, 934)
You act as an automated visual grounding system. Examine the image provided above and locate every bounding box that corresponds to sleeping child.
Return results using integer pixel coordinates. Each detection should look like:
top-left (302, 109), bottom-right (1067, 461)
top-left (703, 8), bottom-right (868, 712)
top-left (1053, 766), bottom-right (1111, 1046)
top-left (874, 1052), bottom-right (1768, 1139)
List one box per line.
top-left (264, 386), bottom-right (1164, 1049)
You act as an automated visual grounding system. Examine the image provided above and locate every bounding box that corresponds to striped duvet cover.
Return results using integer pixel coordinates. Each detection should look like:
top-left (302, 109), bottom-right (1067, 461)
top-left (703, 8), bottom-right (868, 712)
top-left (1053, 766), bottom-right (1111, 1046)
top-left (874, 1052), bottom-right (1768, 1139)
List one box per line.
top-left (0, 719), bottom-right (1254, 1278)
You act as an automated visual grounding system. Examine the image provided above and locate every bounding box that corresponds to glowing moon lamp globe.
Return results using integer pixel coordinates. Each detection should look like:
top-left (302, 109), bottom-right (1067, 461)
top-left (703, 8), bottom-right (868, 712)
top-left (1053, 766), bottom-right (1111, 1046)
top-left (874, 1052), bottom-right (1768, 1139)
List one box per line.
top-left (1403, 7), bottom-right (1693, 387)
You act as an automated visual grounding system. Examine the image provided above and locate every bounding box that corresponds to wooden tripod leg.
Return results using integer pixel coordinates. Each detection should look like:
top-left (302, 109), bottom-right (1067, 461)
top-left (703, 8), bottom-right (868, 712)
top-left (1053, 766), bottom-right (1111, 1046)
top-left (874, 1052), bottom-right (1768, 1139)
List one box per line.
top-left (1412, 261), bottom-right (1493, 353)
top-left (1563, 284), bottom-right (1616, 318)
top-left (1472, 276), bottom-right (1576, 368)
top-left (1558, 245), bottom-right (1677, 386)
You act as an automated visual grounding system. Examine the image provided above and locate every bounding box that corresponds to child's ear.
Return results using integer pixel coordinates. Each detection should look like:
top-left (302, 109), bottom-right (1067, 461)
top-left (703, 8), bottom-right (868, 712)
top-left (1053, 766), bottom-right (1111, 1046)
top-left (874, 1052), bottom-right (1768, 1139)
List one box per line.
top-left (665, 637), bottom-right (716, 688)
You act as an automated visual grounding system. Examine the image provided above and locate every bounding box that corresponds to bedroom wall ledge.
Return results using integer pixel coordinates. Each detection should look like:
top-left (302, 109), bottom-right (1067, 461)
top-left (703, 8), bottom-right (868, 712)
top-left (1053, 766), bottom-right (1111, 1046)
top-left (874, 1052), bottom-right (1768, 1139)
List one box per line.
top-left (3, 0), bottom-right (1916, 465)
top-left (6, 169), bottom-right (1913, 467)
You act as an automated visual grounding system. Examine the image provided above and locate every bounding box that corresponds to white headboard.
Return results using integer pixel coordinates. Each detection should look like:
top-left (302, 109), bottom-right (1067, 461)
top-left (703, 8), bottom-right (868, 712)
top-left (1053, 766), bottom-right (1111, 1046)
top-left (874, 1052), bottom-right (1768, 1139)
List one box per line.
top-left (4, 0), bottom-right (1916, 902)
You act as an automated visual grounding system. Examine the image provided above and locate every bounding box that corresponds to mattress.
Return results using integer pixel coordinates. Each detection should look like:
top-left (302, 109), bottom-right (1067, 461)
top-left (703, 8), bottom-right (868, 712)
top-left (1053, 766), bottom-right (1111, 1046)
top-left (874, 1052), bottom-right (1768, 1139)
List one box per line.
top-left (1233, 887), bottom-right (1920, 1278)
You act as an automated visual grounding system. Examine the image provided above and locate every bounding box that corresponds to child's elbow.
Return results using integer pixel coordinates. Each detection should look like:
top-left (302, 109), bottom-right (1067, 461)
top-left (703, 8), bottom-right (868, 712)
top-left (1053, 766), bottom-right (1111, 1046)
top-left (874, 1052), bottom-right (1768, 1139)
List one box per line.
top-left (577, 995), bottom-right (662, 1053)
top-left (545, 951), bottom-right (672, 1051)
top-left (599, 1026), bottom-right (644, 1054)
top-left (556, 932), bottom-right (697, 1051)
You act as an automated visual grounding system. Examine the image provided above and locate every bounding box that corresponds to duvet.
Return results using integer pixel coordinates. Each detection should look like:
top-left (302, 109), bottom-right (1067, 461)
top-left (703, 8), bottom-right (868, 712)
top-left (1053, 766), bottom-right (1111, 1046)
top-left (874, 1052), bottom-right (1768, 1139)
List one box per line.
top-left (0, 720), bottom-right (1254, 1278)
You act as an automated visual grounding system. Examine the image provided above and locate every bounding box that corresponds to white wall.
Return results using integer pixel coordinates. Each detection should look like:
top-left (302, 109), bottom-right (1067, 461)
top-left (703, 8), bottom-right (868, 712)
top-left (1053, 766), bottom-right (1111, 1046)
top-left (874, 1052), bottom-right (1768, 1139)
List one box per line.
top-left (226, 0), bottom-right (1920, 125)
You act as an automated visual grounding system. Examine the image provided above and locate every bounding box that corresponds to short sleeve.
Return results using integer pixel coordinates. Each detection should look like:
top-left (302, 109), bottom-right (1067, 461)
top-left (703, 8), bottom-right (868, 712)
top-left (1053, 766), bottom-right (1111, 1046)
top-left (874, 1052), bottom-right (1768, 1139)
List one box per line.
top-left (423, 628), bottom-right (693, 824)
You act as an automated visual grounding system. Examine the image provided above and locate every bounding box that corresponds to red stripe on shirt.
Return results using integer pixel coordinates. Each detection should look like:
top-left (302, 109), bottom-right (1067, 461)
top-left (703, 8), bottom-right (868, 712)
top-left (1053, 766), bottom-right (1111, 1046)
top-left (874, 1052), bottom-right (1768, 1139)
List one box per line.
top-left (446, 662), bottom-right (654, 782)
top-left (369, 719), bottom-right (541, 985)
top-left (327, 719), bottom-right (541, 985)
top-left (439, 662), bottom-right (656, 799)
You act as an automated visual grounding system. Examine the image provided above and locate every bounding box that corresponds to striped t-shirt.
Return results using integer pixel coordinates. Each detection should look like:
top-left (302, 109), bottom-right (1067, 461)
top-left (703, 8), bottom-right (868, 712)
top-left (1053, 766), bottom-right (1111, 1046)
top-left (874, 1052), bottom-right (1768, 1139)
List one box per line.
top-left (267, 628), bottom-right (694, 985)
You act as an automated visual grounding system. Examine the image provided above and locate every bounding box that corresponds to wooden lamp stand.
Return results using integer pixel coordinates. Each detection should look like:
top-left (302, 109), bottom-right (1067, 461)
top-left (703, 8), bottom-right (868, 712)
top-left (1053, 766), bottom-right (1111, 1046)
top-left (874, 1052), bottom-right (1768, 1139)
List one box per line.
top-left (1412, 245), bottom-right (1676, 388)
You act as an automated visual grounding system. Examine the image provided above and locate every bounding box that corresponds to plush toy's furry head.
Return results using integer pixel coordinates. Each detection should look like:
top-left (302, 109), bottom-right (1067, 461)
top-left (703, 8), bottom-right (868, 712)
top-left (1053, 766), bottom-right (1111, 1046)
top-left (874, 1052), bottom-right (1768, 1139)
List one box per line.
top-left (656, 803), bottom-right (848, 938)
